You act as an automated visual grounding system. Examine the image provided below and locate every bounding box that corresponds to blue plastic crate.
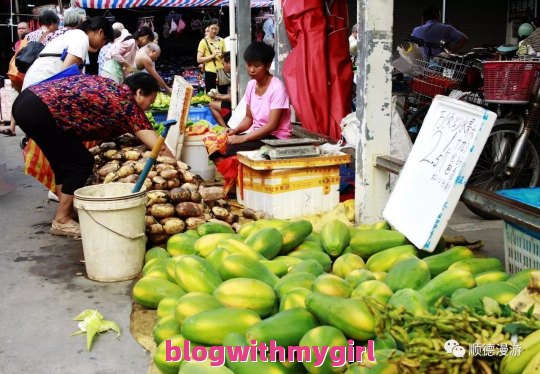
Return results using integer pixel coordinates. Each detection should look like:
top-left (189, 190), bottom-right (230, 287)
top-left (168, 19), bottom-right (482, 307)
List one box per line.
top-left (497, 188), bottom-right (540, 273)
top-left (189, 106), bottom-right (217, 125)
top-left (151, 110), bottom-right (168, 123)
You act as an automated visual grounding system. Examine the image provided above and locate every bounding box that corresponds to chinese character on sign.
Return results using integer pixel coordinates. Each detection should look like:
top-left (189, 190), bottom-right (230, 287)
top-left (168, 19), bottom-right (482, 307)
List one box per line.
top-left (508, 344), bottom-right (523, 357)
top-left (469, 343), bottom-right (482, 357)
top-left (498, 343), bottom-right (509, 356)
top-left (482, 344), bottom-right (495, 357)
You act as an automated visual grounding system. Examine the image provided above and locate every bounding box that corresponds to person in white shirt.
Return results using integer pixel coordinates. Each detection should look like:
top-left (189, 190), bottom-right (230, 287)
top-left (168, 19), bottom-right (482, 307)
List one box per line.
top-left (349, 23), bottom-right (358, 55)
top-left (23, 17), bottom-right (114, 90)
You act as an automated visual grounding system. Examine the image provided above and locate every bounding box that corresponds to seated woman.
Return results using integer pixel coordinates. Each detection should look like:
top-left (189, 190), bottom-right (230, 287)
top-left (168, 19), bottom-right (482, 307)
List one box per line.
top-left (208, 52), bottom-right (232, 128)
top-left (211, 41), bottom-right (292, 164)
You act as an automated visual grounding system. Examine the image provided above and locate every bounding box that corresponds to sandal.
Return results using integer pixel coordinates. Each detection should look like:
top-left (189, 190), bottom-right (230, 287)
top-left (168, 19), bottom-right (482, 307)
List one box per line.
top-left (0, 129), bottom-right (15, 136)
top-left (51, 219), bottom-right (81, 238)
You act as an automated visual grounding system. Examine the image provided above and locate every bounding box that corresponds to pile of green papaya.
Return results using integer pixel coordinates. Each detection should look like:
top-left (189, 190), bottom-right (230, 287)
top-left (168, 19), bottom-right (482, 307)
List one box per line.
top-left (133, 218), bottom-right (538, 373)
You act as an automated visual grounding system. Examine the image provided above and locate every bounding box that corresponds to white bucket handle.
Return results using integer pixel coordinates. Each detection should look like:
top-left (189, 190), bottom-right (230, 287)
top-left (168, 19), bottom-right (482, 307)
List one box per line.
top-left (80, 207), bottom-right (146, 240)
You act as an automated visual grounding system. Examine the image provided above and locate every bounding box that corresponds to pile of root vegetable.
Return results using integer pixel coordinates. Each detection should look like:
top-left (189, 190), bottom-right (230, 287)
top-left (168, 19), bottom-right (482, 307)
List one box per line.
top-left (89, 134), bottom-right (243, 245)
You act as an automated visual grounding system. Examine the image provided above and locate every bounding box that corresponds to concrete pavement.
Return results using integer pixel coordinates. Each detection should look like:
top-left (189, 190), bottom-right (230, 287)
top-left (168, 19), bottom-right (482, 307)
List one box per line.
top-left (0, 133), bottom-right (149, 374)
top-left (0, 130), bottom-right (506, 374)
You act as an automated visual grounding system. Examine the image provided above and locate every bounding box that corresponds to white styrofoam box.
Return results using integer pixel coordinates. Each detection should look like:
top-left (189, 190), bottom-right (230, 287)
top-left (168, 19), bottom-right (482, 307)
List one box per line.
top-left (238, 165), bottom-right (341, 219)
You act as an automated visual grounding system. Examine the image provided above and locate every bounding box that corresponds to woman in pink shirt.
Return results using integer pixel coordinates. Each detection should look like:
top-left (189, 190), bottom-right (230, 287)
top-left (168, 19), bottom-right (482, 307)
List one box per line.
top-left (215, 41), bottom-right (292, 160)
top-left (101, 26), bottom-right (154, 83)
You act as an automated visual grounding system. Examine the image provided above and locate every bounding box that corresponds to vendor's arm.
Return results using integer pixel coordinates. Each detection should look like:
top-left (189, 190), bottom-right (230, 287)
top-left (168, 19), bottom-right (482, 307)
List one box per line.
top-left (135, 129), bottom-right (174, 158)
top-left (62, 54), bottom-right (83, 69)
top-left (228, 107), bottom-right (283, 145)
top-left (143, 59), bottom-right (172, 94)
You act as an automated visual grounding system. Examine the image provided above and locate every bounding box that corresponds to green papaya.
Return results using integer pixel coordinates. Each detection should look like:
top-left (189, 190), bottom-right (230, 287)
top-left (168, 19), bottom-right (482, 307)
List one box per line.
top-left (320, 219), bottom-right (351, 257)
top-left (305, 293), bottom-right (376, 340)
top-left (349, 230), bottom-right (407, 259)
top-left (278, 220), bottom-right (313, 254)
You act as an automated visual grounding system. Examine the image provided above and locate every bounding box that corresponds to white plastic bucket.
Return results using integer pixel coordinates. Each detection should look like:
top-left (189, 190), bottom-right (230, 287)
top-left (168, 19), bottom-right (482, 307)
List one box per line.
top-left (181, 135), bottom-right (216, 180)
top-left (73, 183), bottom-right (147, 282)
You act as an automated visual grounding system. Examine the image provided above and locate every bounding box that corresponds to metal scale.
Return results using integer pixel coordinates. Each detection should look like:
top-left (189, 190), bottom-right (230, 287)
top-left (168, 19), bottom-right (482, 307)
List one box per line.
top-left (258, 138), bottom-right (322, 159)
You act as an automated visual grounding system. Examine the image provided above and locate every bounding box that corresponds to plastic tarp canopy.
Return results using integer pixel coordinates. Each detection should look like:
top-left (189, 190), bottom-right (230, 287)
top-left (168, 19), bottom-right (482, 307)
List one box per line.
top-left (282, 0), bottom-right (352, 140)
top-left (74, 0), bottom-right (272, 8)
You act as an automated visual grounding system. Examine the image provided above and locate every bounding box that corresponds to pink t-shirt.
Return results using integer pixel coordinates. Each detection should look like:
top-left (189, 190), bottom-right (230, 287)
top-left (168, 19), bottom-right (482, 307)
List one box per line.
top-left (245, 76), bottom-right (292, 139)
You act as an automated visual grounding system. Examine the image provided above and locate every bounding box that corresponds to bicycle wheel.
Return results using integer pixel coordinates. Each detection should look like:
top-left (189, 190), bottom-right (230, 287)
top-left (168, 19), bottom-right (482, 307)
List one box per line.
top-left (405, 105), bottom-right (430, 142)
top-left (465, 123), bottom-right (540, 219)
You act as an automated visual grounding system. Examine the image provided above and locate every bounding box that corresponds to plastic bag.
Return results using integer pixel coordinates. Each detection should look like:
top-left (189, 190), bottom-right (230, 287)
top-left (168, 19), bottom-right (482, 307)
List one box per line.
top-left (393, 44), bottom-right (422, 76)
top-left (340, 112), bottom-right (360, 147)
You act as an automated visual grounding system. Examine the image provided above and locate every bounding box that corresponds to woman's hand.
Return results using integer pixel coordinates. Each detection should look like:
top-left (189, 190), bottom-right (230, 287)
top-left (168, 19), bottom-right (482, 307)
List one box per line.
top-left (227, 134), bottom-right (247, 145)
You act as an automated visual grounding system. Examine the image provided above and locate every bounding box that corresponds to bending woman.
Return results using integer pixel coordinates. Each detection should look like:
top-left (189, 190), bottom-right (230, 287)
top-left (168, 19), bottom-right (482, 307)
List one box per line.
top-left (23, 16), bottom-right (114, 90)
top-left (12, 73), bottom-right (173, 237)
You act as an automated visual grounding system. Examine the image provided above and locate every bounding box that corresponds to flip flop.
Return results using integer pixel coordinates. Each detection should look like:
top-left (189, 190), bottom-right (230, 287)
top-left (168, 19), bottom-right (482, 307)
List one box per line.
top-left (0, 129), bottom-right (15, 136)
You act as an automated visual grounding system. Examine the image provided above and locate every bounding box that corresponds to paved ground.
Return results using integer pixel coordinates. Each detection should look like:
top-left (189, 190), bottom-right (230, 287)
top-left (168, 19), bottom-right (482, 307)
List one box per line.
top-left (0, 130), bottom-right (505, 374)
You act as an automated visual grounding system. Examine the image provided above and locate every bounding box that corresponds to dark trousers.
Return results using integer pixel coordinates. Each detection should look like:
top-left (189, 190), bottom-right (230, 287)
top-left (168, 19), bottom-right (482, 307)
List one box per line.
top-left (12, 90), bottom-right (94, 195)
top-left (204, 71), bottom-right (229, 94)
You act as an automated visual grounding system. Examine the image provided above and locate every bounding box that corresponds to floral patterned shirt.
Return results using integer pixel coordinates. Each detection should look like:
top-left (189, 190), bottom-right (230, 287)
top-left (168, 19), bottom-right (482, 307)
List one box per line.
top-left (29, 75), bottom-right (153, 140)
top-left (26, 27), bottom-right (68, 45)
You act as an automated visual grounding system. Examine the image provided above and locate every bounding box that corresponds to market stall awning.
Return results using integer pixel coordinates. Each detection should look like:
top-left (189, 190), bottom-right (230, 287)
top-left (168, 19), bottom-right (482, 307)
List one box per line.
top-left (74, 0), bottom-right (272, 9)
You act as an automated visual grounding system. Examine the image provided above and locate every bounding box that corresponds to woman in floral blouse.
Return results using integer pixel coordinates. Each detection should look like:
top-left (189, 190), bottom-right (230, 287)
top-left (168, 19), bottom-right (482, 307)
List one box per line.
top-left (12, 73), bottom-right (173, 237)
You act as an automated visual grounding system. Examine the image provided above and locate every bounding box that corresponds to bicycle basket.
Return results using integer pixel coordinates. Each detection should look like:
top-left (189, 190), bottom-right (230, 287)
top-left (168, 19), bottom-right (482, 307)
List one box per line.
top-left (410, 75), bottom-right (458, 98)
top-left (483, 61), bottom-right (540, 104)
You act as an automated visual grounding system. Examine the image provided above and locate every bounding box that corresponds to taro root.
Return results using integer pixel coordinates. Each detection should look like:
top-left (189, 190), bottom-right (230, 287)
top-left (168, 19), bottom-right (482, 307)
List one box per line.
top-left (157, 156), bottom-right (177, 165)
top-left (98, 161), bottom-right (120, 177)
top-left (176, 161), bottom-right (189, 171)
top-left (143, 178), bottom-right (152, 191)
top-left (160, 169), bottom-right (178, 180)
top-left (156, 163), bottom-right (174, 173)
top-left (104, 172), bottom-right (119, 183)
top-left (148, 223), bottom-right (164, 234)
top-left (148, 233), bottom-right (170, 245)
top-left (134, 161), bottom-right (146, 174)
top-left (167, 178), bottom-right (181, 190)
top-left (181, 183), bottom-right (198, 194)
top-left (89, 146), bottom-right (101, 155)
top-left (103, 149), bottom-right (123, 160)
top-left (212, 206), bottom-right (230, 220)
top-left (117, 164), bottom-right (135, 178)
top-left (152, 176), bottom-right (167, 190)
top-left (150, 203), bottom-right (175, 219)
top-left (145, 215), bottom-right (157, 227)
top-left (170, 187), bottom-right (191, 204)
top-left (185, 217), bottom-right (206, 230)
top-left (190, 190), bottom-right (202, 203)
top-left (232, 222), bottom-right (242, 233)
top-left (142, 151), bottom-right (152, 158)
top-left (100, 142), bottom-right (117, 151)
top-left (118, 174), bottom-right (138, 183)
top-left (208, 218), bottom-right (232, 229)
top-left (146, 190), bottom-right (170, 206)
top-left (199, 186), bottom-right (225, 202)
top-left (161, 217), bottom-right (185, 235)
top-left (223, 213), bottom-right (239, 225)
top-left (243, 208), bottom-right (266, 220)
top-left (124, 150), bottom-right (141, 161)
top-left (179, 170), bottom-right (195, 182)
top-left (175, 202), bottom-right (204, 218)
top-left (147, 170), bottom-right (158, 179)
top-left (133, 145), bottom-right (147, 153)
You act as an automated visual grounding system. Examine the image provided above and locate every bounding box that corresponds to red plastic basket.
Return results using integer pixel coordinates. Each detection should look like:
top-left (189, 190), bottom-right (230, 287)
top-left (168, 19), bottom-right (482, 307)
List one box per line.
top-left (410, 75), bottom-right (458, 98)
top-left (483, 61), bottom-right (540, 104)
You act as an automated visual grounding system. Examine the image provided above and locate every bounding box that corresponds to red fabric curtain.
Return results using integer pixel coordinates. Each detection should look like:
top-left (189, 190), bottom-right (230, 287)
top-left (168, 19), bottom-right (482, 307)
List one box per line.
top-left (282, 0), bottom-right (353, 141)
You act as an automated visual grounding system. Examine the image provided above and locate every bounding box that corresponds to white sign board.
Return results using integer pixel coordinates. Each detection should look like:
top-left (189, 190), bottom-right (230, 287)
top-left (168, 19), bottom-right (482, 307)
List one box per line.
top-left (383, 95), bottom-right (497, 252)
top-left (165, 75), bottom-right (193, 158)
